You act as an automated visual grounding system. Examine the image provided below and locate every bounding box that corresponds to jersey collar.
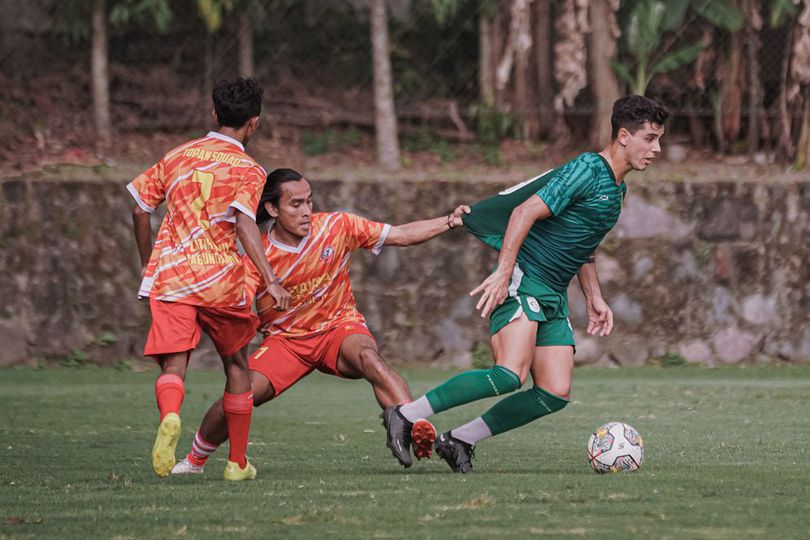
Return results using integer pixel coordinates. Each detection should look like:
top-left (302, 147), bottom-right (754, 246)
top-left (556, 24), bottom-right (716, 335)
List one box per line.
top-left (266, 223), bottom-right (310, 253)
top-left (207, 131), bottom-right (245, 151)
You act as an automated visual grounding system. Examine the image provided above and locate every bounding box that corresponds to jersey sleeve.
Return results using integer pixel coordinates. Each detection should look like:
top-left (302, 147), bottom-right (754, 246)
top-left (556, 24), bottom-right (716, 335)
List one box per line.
top-left (534, 160), bottom-right (595, 216)
top-left (127, 161), bottom-right (165, 213)
top-left (228, 166), bottom-right (266, 221)
top-left (341, 213), bottom-right (390, 255)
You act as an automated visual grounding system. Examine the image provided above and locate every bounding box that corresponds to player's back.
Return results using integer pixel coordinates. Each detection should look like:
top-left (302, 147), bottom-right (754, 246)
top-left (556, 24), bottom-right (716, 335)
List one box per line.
top-left (130, 132), bottom-right (266, 307)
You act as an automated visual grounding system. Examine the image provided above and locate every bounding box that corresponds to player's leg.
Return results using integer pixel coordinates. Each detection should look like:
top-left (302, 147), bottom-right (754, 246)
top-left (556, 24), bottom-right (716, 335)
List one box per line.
top-left (196, 306), bottom-right (261, 480)
top-left (399, 307), bottom-right (534, 424)
top-left (335, 333), bottom-right (410, 407)
top-left (333, 330), bottom-right (435, 465)
top-left (436, 319), bottom-right (573, 473)
top-left (173, 336), bottom-right (312, 475)
top-left (145, 299), bottom-right (202, 477)
top-left (173, 370), bottom-right (276, 474)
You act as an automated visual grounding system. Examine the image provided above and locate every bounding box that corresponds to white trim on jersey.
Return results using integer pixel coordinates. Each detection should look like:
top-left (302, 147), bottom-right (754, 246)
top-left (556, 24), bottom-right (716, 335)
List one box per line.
top-left (127, 183), bottom-right (156, 214)
top-left (166, 162), bottom-right (218, 198)
top-left (157, 263), bottom-right (235, 301)
top-left (207, 131), bottom-right (245, 151)
top-left (372, 224), bottom-right (391, 255)
top-left (225, 200), bottom-right (256, 223)
top-left (137, 274), bottom-right (155, 299)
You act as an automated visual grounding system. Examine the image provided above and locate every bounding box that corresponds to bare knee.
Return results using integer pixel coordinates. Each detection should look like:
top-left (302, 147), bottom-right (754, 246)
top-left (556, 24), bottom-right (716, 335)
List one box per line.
top-left (357, 347), bottom-right (389, 380)
top-left (540, 381), bottom-right (571, 400)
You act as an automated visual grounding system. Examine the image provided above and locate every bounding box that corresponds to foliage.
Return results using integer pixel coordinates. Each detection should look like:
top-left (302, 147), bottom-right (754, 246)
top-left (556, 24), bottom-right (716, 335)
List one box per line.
top-left (614, 0), bottom-right (743, 95)
top-left (770, 0), bottom-right (801, 27)
top-left (109, 0), bottom-right (173, 32)
top-left (301, 128), bottom-right (362, 156)
top-left (196, 0), bottom-right (233, 32)
top-left (470, 342), bottom-right (492, 369)
top-left (401, 127), bottom-right (456, 162)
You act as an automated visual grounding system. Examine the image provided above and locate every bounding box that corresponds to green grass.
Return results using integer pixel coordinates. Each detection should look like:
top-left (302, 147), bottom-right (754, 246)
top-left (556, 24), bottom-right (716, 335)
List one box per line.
top-left (1, 365), bottom-right (809, 539)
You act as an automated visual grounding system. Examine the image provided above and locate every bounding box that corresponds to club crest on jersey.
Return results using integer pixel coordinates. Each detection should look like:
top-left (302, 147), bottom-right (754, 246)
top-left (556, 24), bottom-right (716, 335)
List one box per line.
top-left (320, 246), bottom-right (335, 262)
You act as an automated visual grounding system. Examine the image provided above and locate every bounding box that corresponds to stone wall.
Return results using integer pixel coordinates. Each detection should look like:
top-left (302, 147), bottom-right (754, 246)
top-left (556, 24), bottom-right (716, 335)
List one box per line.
top-left (1, 174), bottom-right (808, 367)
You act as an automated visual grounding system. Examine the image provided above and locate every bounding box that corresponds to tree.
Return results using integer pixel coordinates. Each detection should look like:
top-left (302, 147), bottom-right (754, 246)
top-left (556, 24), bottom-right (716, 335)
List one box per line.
top-left (91, 0), bottom-right (112, 148)
top-left (589, 0), bottom-right (622, 149)
top-left (370, 0), bottom-right (401, 170)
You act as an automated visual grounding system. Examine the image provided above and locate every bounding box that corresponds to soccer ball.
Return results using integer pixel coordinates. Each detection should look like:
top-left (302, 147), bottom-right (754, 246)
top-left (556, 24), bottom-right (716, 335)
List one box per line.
top-left (587, 421), bottom-right (644, 473)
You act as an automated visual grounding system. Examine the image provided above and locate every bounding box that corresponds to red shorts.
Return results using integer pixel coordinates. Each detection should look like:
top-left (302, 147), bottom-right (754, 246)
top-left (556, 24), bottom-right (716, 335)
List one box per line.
top-left (249, 322), bottom-right (373, 397)
top-left (144, 298), bottom-right (259, 358)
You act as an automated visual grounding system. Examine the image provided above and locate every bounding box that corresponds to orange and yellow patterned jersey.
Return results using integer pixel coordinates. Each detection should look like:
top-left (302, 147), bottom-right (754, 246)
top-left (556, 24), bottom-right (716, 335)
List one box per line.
top-left (127, 131), bottom-right (266, 307)
top-left (245, 212), bottom-right (390, 337)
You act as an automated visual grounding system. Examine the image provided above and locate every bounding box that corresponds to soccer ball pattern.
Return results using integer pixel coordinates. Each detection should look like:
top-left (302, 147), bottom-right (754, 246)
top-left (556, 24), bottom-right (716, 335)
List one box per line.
top-left (587, 422), bottom-right (644, 473)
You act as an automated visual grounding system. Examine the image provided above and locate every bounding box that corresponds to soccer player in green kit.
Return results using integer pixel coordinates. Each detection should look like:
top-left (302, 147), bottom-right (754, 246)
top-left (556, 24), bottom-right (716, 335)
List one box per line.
top-left (388, 95), bottom-right (668, 473)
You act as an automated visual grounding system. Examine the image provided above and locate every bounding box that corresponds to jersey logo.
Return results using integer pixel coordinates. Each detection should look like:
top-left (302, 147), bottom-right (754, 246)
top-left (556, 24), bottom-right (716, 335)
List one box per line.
top-left (320, 246), bottom-right (335, 262)
top-left (598, 195), bottom-right (610, 201)
top-left (526, 297), bottom-right (541, 313)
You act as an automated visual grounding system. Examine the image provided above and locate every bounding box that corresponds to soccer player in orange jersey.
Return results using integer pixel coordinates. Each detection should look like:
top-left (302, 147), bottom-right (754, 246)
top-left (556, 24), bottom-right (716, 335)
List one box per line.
top-left (128, 78), bottom-right (290, 481)
top-left (171, 168), bottom-right (469, 473)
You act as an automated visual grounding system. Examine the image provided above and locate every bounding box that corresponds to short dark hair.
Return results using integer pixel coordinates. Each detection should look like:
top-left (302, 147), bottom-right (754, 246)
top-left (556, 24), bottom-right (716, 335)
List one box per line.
top-left (256, 168), bottom-right (305, 224)
top-left (611, 95), bottom-right (669, 139)
top-left (212, 77), bottom-right (263, 128)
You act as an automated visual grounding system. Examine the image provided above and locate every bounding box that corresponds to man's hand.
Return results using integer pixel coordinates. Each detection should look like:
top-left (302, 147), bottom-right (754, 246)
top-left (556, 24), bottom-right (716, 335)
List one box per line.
top-left (470, 267), bottom-right (511, 319)
top-left (449, 205), bottom-right (471, 228)
top-left (266, 281), bottom-right (292, 311)
top-left (586, 296), bottom-right (613, 336)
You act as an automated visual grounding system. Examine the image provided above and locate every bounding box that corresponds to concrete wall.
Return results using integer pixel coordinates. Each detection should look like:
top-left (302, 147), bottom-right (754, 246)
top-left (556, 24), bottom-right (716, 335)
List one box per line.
top-left (1, 175), bottom-right (808, 367)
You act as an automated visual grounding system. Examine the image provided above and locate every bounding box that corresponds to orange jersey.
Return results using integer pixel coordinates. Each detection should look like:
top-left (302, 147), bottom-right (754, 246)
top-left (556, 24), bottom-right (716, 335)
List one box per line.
top-left (246, 212), bottom-right (390, 337)
top-left (128, 132), bottom-right (266, 307)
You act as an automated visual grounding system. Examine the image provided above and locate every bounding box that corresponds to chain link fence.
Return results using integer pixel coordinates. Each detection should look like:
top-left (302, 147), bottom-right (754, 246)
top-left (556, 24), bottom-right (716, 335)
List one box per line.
top-left (0, 0), bottom-right (804, 163)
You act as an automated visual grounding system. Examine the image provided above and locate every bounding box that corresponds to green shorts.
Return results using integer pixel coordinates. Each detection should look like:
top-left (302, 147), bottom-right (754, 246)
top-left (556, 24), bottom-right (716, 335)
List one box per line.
top-left (489, 294), bottom-right (575, 348)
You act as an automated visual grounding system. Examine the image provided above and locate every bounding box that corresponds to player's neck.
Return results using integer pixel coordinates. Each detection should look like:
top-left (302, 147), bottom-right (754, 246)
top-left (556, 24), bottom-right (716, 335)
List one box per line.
top-left (215, 126), bottom-right (248, 147)
top-left (599, 146), bottom-right (631, 184)
top-left (269, 224), bottom-right (306, 248)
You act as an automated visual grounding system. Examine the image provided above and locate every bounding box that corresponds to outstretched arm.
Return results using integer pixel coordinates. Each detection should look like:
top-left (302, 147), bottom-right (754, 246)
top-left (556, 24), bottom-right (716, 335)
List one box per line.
top-left (577, 258), bottom-right (613, 336)
top-left (470, 195), bottom-right (552, 318)
top-left (384, 205), bottom-right (470, 247)
top-left (236, 212), bottom-right (291, 311)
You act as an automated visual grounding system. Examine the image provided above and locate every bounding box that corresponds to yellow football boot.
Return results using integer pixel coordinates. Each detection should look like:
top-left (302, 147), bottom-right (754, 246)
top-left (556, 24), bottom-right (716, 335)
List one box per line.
top-left (223, 460), bottom-right (257, 481)
top-left (151, 412), bottom-right (181, 477)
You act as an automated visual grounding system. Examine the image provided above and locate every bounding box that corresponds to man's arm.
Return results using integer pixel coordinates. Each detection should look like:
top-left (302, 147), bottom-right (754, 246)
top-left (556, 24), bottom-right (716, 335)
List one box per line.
top-left (470, 195), bottom-right (552, 318)
top-left (577, 258), bottom-right (613, 337)
top-left (384, 205), bottom-right (470, 247)
top-left (235, 212), bottom-right (291, 311)
top-left (132, 206), bottom-right (153, 274)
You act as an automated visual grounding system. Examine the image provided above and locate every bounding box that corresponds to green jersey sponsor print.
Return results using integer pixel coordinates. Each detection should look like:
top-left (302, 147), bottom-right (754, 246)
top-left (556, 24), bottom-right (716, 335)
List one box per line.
top-left (462, 152), bottom-right (625, 293)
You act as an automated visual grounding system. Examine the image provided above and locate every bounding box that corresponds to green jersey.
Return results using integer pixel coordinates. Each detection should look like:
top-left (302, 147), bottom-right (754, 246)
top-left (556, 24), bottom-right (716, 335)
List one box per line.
top-left (463, 152), bottom-right (625, 294)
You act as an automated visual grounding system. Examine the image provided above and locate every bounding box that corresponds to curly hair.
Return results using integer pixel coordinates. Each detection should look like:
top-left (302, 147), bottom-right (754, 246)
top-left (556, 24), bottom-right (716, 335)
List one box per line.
top-left (212, 77), bottom-right (263, 128)
top-left (611, 95), bottom-right (669, 139)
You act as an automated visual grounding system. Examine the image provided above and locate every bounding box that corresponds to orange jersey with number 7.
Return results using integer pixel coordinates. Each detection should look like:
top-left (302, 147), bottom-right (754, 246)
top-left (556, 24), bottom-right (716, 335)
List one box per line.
top-left (127, 131), bottom-right (266, 307)
top-left (244, 212), bottom-right (390, 337)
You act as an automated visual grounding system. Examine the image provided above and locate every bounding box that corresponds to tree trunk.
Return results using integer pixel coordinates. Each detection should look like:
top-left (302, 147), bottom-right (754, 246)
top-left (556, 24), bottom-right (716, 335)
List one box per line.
top-left (744, 0), bottom-right (762, 155)
top-left (204, 31), bottom-right (214, 123)
top-left (370, 0), bottom-right (400, 170)
top-left (794, 88), bottom-right (810, 169)
top-left (492, 4), bottom-right (505, 108)
top-left (533, 0), bottom-right (553, 139)
top-left (238, 11), bottom-right (254, 78)
top-left (91, 0), bottom-right (111, 148)
top-left (777, 23), bottom-right (796, 161)
top-left (479, 11), bottom-right (495, 106)
top-left (511, 0), bottom-right (532, 139)
top-left (720, 31), bottom-right (743, 147)
top-left (588, 0), bottom-right (621, 149)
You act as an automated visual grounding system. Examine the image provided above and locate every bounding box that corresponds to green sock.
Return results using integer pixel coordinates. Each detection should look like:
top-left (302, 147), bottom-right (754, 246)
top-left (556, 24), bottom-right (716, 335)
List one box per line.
top-left (425, 365), bottom-right (521, 413)
top-left (481, 386), bottom-right (568, 436)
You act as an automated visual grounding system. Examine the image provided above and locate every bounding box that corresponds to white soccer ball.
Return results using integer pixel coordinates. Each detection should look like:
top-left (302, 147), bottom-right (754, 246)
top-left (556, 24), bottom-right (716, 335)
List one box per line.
top-left (587, 421), bottom-right (645, 474)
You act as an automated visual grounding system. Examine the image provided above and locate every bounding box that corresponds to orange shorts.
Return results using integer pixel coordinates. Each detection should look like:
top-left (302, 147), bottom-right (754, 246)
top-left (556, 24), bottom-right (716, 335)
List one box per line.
top-left (144, 298), bottom-right (259, 358)
top-left (249, 322), bottom-right (373, 397)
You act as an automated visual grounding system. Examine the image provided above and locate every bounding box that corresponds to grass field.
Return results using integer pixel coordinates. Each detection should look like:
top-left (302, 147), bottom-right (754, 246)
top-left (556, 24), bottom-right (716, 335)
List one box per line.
top-left (1, 365), bottom-right (809, 539)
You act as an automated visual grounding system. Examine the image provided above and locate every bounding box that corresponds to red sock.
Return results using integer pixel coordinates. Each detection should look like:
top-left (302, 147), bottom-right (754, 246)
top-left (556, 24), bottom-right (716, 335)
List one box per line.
top-left (223, 391), bottom-right (253, 468)
top-left (186, 431), bottom-right (218, 467)
top-left (155, 374), bottom-right (185, 421)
